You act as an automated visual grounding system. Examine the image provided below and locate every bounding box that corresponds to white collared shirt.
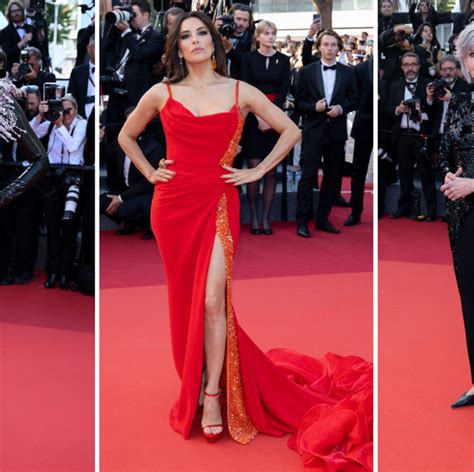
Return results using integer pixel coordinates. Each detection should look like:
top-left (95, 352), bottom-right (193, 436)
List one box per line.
top-left (31, 116), bottom-right (86, 165)
top-left (400, 80), bottom-right (420, 131)
top-left (320, 59), bottom-right (337, 104)
top-left (85, 62), bottom-right (95, 120)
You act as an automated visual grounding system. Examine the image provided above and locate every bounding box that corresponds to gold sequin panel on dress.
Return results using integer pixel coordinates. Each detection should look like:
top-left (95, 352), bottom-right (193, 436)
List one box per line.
top-left (216, 193), bottom-right (258, 445)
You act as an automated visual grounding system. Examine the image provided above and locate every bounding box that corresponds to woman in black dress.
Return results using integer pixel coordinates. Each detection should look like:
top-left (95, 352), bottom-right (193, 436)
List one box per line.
top-left (439, 24), bottom-right (474, 408)
top-left (240, 21), bottom-right (290, 234)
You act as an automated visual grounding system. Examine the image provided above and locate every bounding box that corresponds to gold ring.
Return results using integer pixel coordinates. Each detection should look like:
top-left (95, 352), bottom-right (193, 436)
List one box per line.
top-left (159, 159), bottom-right (167, 169)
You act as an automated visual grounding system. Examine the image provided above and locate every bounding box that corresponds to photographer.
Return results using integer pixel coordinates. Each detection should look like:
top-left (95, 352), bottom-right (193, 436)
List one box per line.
top-left (31, 94), bottom-right (87, 289)
top-left (385, 52), bottom-right (437, 221)
top-left (102, 0), bottom-right (165, 130)
top-left (426, 55), bottom-right (469, 166)
top-left (409, 0), bottom-right (439, 32)
top-left (380, 24), bottom-right (431, 86)
top-left (215, 3), bottom-right (254, 79)
top-left (10, 47), bottom-right (56, 99)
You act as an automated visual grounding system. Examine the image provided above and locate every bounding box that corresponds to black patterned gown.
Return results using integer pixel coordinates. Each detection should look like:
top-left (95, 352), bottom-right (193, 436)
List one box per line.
top-left (439, 89), bottom-right (474, 383)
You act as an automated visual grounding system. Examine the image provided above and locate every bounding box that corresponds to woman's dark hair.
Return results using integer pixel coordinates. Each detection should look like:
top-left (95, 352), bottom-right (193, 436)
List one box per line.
top-left (165, 11), bottom-right (227, 84)
top-left (462, 0), bottom-right (474, 16)
top-left (315, 29), bottom-right (344, 52)
top-left (414, 21), bottom-right (438, 46)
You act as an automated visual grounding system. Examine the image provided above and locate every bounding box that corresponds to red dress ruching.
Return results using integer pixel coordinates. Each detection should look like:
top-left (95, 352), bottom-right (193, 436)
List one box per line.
top-left (150, 80), bottom-right (373, 471)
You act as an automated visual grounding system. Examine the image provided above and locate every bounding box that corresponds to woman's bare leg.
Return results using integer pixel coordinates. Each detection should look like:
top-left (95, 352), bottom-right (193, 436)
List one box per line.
top-left (202, 235), bottom-right (227, 434)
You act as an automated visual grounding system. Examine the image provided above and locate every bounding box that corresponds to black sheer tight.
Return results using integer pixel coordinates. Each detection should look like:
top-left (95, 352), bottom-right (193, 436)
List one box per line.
top-left (246, 159), bottom-right (277, 229)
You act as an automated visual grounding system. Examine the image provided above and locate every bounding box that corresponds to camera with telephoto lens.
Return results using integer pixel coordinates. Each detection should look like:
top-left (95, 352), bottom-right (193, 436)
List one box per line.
top-left (430, 78), bottom-right (449, 98)
top-left (19, 50), bottom-right (31, 77)
top-left (402, 97), bottom-right (421, 122)
top-left (105, 6), bottom-right (135, 24)
top-left (44, 83), bottom-right (65, 122)
top-left (62, 173), bottom-right (82, 221)
top-left (219, 15), bottom-right (236, 38)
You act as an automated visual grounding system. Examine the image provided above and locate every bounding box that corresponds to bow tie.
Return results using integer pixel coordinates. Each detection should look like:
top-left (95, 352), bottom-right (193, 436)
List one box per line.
top-left (91, 66), bottom-right (95, 74)
top-left (15, 24), bottom-right (25, 30)
top-left (323, 64), bottom-right (336, 71)
top-left (405, 81), bottom-right (417, 93)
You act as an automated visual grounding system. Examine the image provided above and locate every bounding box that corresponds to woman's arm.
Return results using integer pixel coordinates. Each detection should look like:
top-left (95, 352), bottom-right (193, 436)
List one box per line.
top-left (222, 81), bottom-right (300, 185)
top-left (118, 84), bottom-right (175, 184)
top-left (56, 119), bottom-right (87, 154)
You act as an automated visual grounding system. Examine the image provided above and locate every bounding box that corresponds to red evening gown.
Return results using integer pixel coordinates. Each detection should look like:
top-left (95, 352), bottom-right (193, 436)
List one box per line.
top-left (151, 80), bottom-right (373, 471)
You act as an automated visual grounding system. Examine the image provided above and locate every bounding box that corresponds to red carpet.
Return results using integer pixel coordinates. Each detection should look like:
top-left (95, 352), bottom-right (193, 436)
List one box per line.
top-left (0, 271), bottom-right (94, 472)
top-left (379, 218), bottom-right (474, 472)
top-left (101, 201), bottom-right (373, 471)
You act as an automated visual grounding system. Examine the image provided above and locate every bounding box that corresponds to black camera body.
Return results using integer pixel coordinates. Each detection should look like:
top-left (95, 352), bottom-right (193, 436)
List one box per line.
top-left (402, 97), bottom-right (421, 122)
top-left (19, 50), bottom-right (31, 76)
top-left (105, 6), bottom-right (135, 24)
top-left (430, 78), bottom-right (449, 98)
top-left (100, 67), bottom-right (127, 97)
top-left (219, 15), bottom-right (236, 38)
top-left (44, 83), bottom-right (65, 122)
top-left (398, 31), bottom-right (416, 44)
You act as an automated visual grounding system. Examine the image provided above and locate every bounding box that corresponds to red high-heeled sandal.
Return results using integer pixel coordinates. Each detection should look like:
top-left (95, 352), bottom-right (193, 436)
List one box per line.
top-left (201, 391), bottom-right (223, 443)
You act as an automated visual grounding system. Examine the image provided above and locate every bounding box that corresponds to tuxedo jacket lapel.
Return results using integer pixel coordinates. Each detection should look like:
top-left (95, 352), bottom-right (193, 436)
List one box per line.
top-left (330, 65), bottom-right (343, 106)
top-left (314, 63), bottom-right (325, 99)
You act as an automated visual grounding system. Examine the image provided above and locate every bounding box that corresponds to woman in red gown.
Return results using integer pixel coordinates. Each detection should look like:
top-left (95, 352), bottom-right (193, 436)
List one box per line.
top-left (119, 12), bottom-right (372, 470)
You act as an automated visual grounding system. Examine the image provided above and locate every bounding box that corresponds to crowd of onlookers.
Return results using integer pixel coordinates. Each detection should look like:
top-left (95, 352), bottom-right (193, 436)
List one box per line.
top-left (100, 0), bottom-right (373, 239)
top-left (0, 1), bottom-right (95, 293)
top-left (378, 0), bottom-right (474, 221)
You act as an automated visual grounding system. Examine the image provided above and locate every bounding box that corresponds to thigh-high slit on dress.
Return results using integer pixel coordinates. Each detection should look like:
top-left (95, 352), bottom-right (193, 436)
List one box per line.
top-left (150, 80), bottom-right (373, 470)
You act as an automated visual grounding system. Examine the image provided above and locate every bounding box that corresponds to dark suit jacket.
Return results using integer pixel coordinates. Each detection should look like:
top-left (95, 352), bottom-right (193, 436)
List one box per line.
top-left (104, 26), bottom-right (165, 105)
top-left (295, 60), bottom-right (359, 145)
top-left (429, 78), bottom-right (470, 135)
top-left (226, 30), bottom-right (252, 79)
top-left (351, 59), bottom-right (373, 141)
top-left (385, 77), bottom-right (432, 137)
top-left (106, 132), bottom-right (164, 201)
top-left (68, 63), bottom-right (90, 118)
top-left (0, 22), bottom-right (36, 70)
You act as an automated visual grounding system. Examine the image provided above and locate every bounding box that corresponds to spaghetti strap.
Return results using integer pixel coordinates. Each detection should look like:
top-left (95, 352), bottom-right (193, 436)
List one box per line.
top-left (166, 82), bottom-right (172, 98)
top-left (235, 80), bottom-right (240, 110)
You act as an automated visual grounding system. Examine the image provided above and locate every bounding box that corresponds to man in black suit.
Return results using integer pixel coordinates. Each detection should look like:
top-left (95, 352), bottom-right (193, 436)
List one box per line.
top-left (295, 30), bottom-right (359, 238)
top-left (345, 58), bottom-right (374, 226)
top-left (103, 0), bottom-right (164, 133)
top-left (68, 34), bottom-right (95, 119)
top-left (385, 52), bottom-right (436, 220)
top-left (100, 108), bottom-right (164, 238)
top-left (1, 1), bottom-right (34, 70)
top-left (216, 3), bottom-right (254, 79)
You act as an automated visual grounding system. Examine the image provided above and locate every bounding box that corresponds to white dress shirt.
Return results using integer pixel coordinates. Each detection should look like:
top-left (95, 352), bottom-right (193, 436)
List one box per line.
top-left (31, 116), bottom-right (87, 165)
top-left (320, 59), bottom-right (337, 104)
top-left (85, 62), bottom-right (95, 119)
top-left (400, 80), bottom-right (420, 131)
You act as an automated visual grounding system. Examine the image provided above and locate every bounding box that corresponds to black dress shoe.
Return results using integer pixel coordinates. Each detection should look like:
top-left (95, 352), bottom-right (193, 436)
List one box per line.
top-left (143, 229), bottom-right (154, 240)
top-left (0, 274), bottom-right (14, 285)
top-left (262, 223), bottom-right (273, 235)
top-left (45, 274), bottom-right (58, 289)
top-left (14, 272), bottom-right (34, 284)
top-left (451, 392), bottom-right (474, 409)
top-left (334, 195), bottom-right (351, 208)
top-left (297, 223), bottom-right (310, 238)
top-left (316, 219), bottom-right (341, 234)
top-left (250, 226), bottom-right (261, 235)
top-left (344, 214), bottom-right (361, 227)
top-left (389, 209), bottom-right (409, 219)
top-left (59, 275), bottom-right (70, 290)
top-left (425, 216), bottom-right (437, 222)
top-left (116, 222), bottom-right (136, 236)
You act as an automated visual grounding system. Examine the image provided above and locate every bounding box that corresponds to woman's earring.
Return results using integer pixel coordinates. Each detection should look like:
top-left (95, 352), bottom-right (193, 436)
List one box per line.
top-left (179, 57), bottom-right (183, 66)
top-left (211, 53), bottom-right (217, 71)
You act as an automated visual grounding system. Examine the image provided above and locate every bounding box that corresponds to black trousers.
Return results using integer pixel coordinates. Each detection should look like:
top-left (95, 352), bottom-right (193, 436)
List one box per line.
top-left (100, 192), bottom-right (152, 228)
top-left (456, 209), bottom-right (474, 383)
top-left (350, 136), bottom-right (373, 218)
top-left (42, 180), bottom-right (79, 278)
top-left (296, 136), bottom-right (345, 224)
top-left (395, 134), bottom-right (437, 218)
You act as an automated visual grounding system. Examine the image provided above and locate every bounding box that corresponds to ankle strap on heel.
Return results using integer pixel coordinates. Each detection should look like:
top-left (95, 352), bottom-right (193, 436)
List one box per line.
top-left (204, 390), bottom-right (220, 397)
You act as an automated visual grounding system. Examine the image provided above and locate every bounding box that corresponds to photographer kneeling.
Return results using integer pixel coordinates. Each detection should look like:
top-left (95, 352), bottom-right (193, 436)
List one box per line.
top-left (31, 94), bottom-right (87, 289)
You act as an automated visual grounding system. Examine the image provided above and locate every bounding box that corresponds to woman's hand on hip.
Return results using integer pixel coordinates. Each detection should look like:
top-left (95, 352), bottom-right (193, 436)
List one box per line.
top-left (148, 160), bottom-right (176, 184)
top-left (221, 165), bottom-right (265, 186)
top-left (441, 173), bottom-right (474, 201)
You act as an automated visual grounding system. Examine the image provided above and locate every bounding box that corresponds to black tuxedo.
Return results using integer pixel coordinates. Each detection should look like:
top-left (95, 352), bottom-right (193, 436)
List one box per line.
top-left (101, 132), bottom-right (164, 227)
top-left (350, 59), bottom-right (374, 218)
top-left (387, 77), bottom-right (437, 217)
top-left (68, 63), bottom-right (91, 118)
top-left (0, 22), bottom-right (35, 70)
top-left (295, 60), bottom-right (359, 224)
top-left (226, 30), bottom-right (252, 79)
